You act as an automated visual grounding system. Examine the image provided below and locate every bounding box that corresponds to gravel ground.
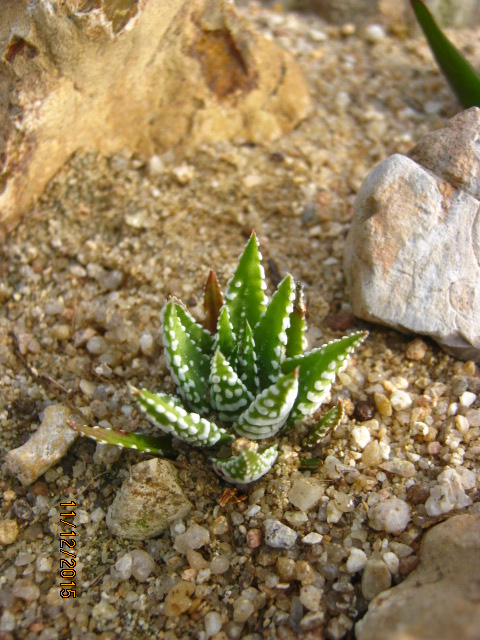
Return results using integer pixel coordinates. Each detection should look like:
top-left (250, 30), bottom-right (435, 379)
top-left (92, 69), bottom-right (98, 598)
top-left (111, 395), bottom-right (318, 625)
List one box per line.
top-left (1, 4), bottom-right (479, 639)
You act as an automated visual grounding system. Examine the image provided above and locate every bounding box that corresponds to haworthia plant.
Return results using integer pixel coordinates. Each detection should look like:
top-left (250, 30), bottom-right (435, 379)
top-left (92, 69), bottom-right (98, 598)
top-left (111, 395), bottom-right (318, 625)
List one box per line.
top-left (74, 233), bottom-right (367, 483)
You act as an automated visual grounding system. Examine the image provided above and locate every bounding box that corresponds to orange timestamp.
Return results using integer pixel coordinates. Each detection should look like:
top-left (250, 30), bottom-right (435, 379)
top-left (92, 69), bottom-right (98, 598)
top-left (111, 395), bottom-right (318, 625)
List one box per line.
top-left (59, 501), bottom-right (77, 598)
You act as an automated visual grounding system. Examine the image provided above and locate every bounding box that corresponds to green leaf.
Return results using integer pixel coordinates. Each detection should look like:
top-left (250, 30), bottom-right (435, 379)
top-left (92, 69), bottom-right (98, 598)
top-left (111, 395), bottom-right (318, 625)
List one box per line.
top-left (234, 369), bottom-right (299, 440)
top-left (161, 299), bottom-right (212, 413)
top-left (410, 0), bottom-right (480, 108)
top-left (215, 306), bottom-right (237, 367)
top-left (307, 402), bottom-right (344, 446)
top-left (213, 443), bottom-right (278, 484)
top-left (284, 331), bottom-right (367, 424)
top-left (203, 270), bottom-right (224, 334)
top-left (209, 348), bottom-right (253, 421)
top-left (254, 274), bottom-right (295, 388)
top-left (299, 457), bottom-right (321, 471)
top-left (224, 231), bottom-right (267, 343)
top-left (237, 321), bottom-right (259, 395)
top-left (69, 421), bottom-right (177, 457)
top-left (134, 387), bottom-right (234, 447)
top-left (285, 282), bottom-right (307, 359)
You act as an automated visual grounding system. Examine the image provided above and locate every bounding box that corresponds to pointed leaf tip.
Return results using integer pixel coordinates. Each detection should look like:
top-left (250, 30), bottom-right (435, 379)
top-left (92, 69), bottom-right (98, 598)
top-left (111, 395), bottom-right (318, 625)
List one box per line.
top-left (204, 270), bottom-right (224, 334)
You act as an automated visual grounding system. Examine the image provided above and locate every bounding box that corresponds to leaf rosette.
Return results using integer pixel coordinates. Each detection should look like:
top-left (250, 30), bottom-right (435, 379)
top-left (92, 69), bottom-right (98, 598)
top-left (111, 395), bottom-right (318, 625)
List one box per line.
top-left (74, 233), bottom-right (366, 483)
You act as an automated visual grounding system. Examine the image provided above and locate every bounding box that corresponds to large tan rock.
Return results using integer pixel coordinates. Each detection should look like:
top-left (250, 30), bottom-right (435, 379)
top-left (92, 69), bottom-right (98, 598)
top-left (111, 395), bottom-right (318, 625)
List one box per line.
top-left (0, 0), bottom-right (311, 235)
top-left (355, 514), bottom-right (480, 640)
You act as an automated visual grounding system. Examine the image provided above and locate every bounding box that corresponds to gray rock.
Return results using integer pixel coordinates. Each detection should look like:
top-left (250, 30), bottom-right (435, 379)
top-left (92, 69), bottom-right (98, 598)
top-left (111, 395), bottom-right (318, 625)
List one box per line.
top-left (5, 404), bottom-right (77, 486)
top-left (344, 107), bottom-right (480, 361)
top-left (356, 514), bottom-right (480, 640)
top-left (264, 519), bottom-right (298, 549)
top-left (361, 558), bottom-right (391, 601)
top-left (106, 458), bottom-right (192, 540)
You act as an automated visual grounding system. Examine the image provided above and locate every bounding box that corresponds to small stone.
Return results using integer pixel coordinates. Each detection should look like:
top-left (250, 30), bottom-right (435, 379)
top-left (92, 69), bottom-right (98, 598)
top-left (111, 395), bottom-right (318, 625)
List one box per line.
top-left (354, 401), bottom-right (374, 422)
top-left (380, 459), bottom-right (416, 478)
top-left (246, 528), bottom-right (262, 549)
top-left (362, 440), bottom-right (383, 467)
top-left (382, 551), bottom-right (399, 575)
top-left (174, 523), bottom-right (210, 554)
top-left (346, 547), bottom-right (368, 573)
top-left (86, 336), bottom-right (108, 355)
top-left (113, 553), bottom-right (132, 581)
top-left (406, 483), bottom-right (430, 505)
top-left (130, 549), bottom-right (155, 581)
top-left (373, 393), bottom-right (392, 417)
top-left (5, 405), bottom-right (76, 486)
top-left (139, 331), bottom-right (155, 356)
top-left (459, 391), bottom-right (476, 407)
top-left (106, 458), bottom-right (192, 540)
top-left (0, 520), bottom-right (19, 545)
top-left (187, 549), bottom-right (207, 570)
top-left (390, 390), bottom-right (412, 411)
top-left (171, 163), bottom-right (195, 185)
top-left (211, 515), bottom-right (229, 535)
top-left (406, 338), bottom-right (428, 360)
top-left (364, 23), bottom-right (385, 43)
top-left (368, 497), bottom-right (411, 532)
top-left (288, 477), bottom-right (324, 511)
top-left (295, 560), bottom-right (315, 585)
top-left (299, 584), bottom-right (322, 611)
top-left (11, 579), bottom-right (41, 601)
top-left (204, 611), bottom-right (222, 637)
top-left (210, 555), bottom-right (229, 575)
top-left (425, 468), bottom-right (473, 516)
top-left (233, 596), bottom-right (254, 623)
top-left (264, 519), bottom-right (297, 549)
top-left (302, 532), bottom-right (323, 545)
top-left (277, 557), bottom-right (296, 582)
top-left (12, 499), bottom-right (34, 522)
top-left (351, 425), bottom-right (371, 449)
top-left (361, 558), bottom-right (391, 601)
top-left (164, 580), bottom-right (195, 617)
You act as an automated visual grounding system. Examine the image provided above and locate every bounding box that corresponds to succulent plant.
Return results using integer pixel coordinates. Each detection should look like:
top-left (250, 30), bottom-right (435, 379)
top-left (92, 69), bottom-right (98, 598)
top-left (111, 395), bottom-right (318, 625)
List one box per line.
top-left (73, 233), bottom-right (366, 483)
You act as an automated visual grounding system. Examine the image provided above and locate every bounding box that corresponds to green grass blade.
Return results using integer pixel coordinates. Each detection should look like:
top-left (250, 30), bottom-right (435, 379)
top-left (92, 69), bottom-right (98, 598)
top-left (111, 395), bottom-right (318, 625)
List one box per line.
top-left (411, 0), bottom-right (480, 108)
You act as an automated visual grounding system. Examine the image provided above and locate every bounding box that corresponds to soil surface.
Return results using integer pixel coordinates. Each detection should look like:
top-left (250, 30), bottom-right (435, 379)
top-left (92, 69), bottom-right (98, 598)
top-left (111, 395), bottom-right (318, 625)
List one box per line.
top-left (1, 4), bottom-right (479, 640)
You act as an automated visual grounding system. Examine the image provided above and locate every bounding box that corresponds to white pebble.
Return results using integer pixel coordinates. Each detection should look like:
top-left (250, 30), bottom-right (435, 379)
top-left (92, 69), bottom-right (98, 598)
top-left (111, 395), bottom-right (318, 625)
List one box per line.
top-left (114, 553), bottom-right (132, 581)
top-left (299, 584), bottom-right (322, 611)
top-left (364, 24), bottom-right (386, 43)
top-left (204, 611), bottom-right (222, 637)
top-left (390, 390), bottom-right (412, 411)
top-left (233, 596), bottom-right (254, 623)
top-left (425, 468), bottom-right (473, 516)
top-left (382, 551), bottom-right (399, 575)
top-left (174, 523), bottom-right (210, 554)
top-left (302, 532), bottom-right (323, 545)
top-left (346, 547), bottom-right (368, 573)
top-left (264, 519), bottom-right (298, 549)
top-left (459, 391), bottom-right (476, 407)
top-left (351, 425), bottom-right (371, 449)
top-left (130, 549), bottom-right (155, 581)
top-left (368, 497), bottom-right (411, 533)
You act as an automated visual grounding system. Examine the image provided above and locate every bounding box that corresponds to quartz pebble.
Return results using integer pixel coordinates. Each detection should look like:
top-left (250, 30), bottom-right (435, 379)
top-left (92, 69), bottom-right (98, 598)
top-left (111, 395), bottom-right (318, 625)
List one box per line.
top-left (299, 584), bottom-right (322, 611)
top-left (130, 549), bottom-right (155, 581)
top-left (346, 547), bottom-right (368, 573)
top-left (5, 405), bottom-right (76, 486)
top-left (204, 611), bottom-right (222, 637)
top-left (175, 523), bottom-right (210, 554)
top-left (425, 468), bottom-right (474, 516)
top-left (210, 554), bottom-right (229, 575)
top-left (264, 519), bottom-right (298, 549)
top-left (0, 519), bottom-right (19, 545)
top-left (233, 596), bottom-right (255, 622)
top-left (288, 477), bottom-right (324, 511)
top-left (368, 497), bottom-right (411, 532)
top-left (351, 425), bottom-right (371, 449)
top-left (361, 558), bottom-right (392, 600)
